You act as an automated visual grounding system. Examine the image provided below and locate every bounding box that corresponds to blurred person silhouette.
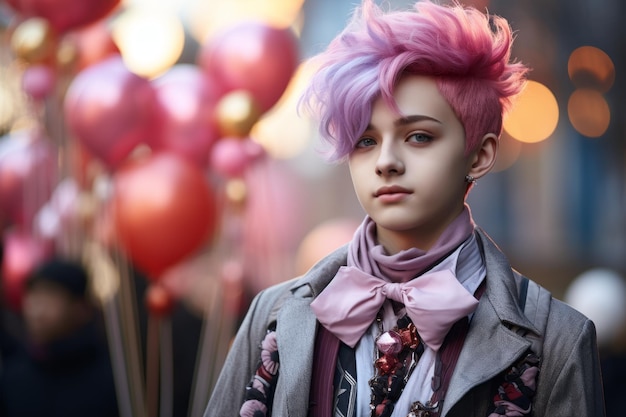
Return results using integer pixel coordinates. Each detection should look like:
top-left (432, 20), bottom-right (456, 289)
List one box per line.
top-left (0, 256), bottom-right (119, 417)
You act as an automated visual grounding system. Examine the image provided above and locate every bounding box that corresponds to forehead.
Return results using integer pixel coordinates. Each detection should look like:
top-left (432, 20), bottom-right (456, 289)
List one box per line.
top-left (26, 280), bottom-right (74, 300)
top-left (371, 75), bottom-right (458, 125)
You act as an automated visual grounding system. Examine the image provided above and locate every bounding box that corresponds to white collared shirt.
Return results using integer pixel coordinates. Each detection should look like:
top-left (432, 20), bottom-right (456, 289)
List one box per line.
top-left (353, 234), bottom-right (486, 417)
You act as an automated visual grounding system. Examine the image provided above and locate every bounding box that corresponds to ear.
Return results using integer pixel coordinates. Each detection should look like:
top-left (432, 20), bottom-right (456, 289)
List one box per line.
top-left (468, 133), bottom-right (498, 180)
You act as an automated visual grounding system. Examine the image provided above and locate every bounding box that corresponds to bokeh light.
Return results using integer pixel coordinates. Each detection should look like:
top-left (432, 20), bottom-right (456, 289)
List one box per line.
top-left (9, 17), bottom-right (58, 64)
top-left (111, 8), bottom-right (185, 78)
top-left (503, 80), bottom-right (559, 144)
top-left (568, 46), bottom-right (615, 93)
top-left (295, 217), bottom-right (359, 275)
top-left (187, 0), bottom-right (305, 43)
top-left (564, 268), bottom-right (626, 347)
top-left (251, 61), bottom-right (316, 159)
top-left (0, 64), bottom-right (29, 131)
top-left (85, 241), bottom-right (121, 304)
top-left (455, 0), bottom-right (490, 11)
top-left (567, 89), bottom-right (610, 138)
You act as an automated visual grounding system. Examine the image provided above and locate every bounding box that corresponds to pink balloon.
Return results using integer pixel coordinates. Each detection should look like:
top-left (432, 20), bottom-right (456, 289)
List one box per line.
top-left (1, 229), bottom-right (54, 311)
top-left (0, 129), bottom-right (58, 228)
top-left (5, 0), bottom-right (120, 33)
top-left (150, 64), bottom-right (224, 167)
top-left (209, 137), bottom-right (264, 178)
top-left (22, 64), bottom-right (56, 100)
top-left (197, 21), bottom-right (299, 113)
top-left (64, 55), bottom-right (158, 170)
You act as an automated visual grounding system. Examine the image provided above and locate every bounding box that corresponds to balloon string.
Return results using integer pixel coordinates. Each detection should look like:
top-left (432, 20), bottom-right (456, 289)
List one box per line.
top-left (146, 313), bottom-right (160, 417)
top-left (159, 317), bottom-right (173, 417)
top-left (102, 296), bottom-right (135, 417)
top-left (115, 251), bottom-right (147, 417)
top-left (187, 279), bottom-right (222, 417)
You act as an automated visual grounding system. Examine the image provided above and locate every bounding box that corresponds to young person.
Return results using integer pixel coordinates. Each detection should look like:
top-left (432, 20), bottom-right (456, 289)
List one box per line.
top-left (204, 1), bottom-right (605, 416)
top-left (0, 258), bottom-right (119, 417)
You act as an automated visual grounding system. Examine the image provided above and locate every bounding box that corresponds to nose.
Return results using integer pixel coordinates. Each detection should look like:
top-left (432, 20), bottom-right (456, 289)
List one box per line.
top-left (375, 142), bottom-right (404, 176)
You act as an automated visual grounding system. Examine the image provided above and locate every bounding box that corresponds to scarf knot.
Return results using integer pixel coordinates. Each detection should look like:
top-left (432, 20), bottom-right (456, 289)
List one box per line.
top-left (380, 282), bottom-right (404, 303)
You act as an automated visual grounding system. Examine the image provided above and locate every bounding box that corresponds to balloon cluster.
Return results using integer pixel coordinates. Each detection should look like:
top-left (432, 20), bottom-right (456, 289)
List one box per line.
top-left (1, 1), bottom-right (300, 314)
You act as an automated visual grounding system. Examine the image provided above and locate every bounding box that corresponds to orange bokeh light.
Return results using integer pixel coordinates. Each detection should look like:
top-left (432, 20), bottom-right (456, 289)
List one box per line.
top-left (503, 80), bottom-right (559, 144)
top-left (568, 46), bottom-right (615, 93)
top-left (568, 89), bottom-right (610, 138)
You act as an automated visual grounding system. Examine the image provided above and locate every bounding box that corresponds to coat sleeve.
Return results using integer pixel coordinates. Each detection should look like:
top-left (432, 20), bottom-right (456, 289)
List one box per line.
top-left (533, 299), bottom-right (606, 417)
top-left (203, 281), bottom-right (294, 417)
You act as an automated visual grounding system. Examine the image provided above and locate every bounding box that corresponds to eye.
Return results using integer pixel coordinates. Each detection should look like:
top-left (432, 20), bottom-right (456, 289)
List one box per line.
top-left (355, 137), bottom-right (377, 148)
top-left (407, 132), bottom-right (433, 143)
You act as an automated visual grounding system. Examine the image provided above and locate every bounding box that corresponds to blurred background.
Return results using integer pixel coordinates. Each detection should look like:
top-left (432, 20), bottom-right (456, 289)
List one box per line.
top-left (0, 0), bottom-right (624, 416)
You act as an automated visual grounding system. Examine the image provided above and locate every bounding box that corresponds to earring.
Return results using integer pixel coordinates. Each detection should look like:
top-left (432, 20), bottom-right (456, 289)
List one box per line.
top-left (465, 175), bottom-right (477, 184)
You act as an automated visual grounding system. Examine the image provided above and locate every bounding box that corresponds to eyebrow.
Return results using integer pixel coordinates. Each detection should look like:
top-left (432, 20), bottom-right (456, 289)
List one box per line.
top-left (365, 114), bottom-right (443, 131)
top-left (394, 114), bottom-right (442, 127)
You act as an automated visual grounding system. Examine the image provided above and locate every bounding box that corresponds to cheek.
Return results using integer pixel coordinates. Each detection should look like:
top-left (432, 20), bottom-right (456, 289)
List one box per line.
top-left (349, 165), bottom-right (372, 201)
top-left (412, 157), bottom-right (466, 196)
top-left (350, 178), bottom-right (367, 206)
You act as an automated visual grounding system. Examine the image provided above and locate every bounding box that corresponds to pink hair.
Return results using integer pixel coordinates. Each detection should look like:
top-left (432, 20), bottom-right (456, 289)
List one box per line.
top-left (300, 0), bottom-right (529, 161)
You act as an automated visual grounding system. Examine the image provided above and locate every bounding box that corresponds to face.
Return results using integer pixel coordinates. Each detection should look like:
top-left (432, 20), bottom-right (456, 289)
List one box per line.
top-left (348, 75), bottom-right (476, 253)
top-left (22, 281), bottom-right (86, 345)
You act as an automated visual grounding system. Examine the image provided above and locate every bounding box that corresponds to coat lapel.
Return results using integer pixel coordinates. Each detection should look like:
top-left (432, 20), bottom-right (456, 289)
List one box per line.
top-left (441, 230), bottom-right (538, 416)
top-left (276, 295), bottom-right (318, 415)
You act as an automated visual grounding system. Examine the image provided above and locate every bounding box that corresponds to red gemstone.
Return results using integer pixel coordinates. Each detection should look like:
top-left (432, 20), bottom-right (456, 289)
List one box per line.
top-left (375, 354), bottom-right (399, 374)
top-left (399, 323), bottom-right (420, 349)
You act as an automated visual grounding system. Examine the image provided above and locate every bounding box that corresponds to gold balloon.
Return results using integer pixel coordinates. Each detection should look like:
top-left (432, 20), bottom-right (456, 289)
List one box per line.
top-left (10, 18), bottom-right (58, 64)
top-left (56, 38), bottom-right (79, 71)
top-left (225, 178), bottom-right (247, 206)
top-left (216, 90), bottom-right (262, 138)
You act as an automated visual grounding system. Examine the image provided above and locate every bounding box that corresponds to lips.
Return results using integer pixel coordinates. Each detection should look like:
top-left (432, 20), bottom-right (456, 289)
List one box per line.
top-left (374, 185), bottom-right (412, 197)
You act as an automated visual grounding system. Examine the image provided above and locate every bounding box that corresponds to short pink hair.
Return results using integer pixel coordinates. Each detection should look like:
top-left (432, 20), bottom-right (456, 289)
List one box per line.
top-left (300, 0), bottom-right (529, 161)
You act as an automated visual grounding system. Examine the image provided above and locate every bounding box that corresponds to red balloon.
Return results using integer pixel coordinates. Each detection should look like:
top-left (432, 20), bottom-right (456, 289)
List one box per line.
top-left (197, 21), bottom-right (299, 113)
top-left (0, 129), bottom-right (58, 228)
top-left (64, 56), bottom-right (158, 170)
top-left (150, 64), bottom-right (224, 167)
top-left (113, 152), bottom-right (218, 279)
top-left (64, 21), bottom-right (120, 70)
top-left (1, 229), bottom-right (54, 311)
top-left (5, 0), bottom-right (120, 33)
top-left (144, 283), bottom-right (176, 317)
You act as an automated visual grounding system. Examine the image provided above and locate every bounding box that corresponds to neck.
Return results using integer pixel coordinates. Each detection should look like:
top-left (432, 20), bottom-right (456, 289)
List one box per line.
top-left (348, 205), bottom-right (475, 283)
top-left (375, 206), bottom-right (468, 255)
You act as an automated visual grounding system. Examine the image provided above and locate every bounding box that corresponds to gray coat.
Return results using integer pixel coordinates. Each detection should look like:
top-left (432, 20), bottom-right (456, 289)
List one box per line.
top-left (204, 230), bottom-right (605, 416)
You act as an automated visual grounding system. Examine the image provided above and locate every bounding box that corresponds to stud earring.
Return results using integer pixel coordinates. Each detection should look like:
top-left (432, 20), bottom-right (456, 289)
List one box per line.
top-left (465, 175), bottom-right (476, 184)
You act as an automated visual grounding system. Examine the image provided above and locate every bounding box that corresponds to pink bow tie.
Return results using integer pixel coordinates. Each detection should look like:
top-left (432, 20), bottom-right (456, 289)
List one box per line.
top-left (310, 266), bottom-right (479, 351)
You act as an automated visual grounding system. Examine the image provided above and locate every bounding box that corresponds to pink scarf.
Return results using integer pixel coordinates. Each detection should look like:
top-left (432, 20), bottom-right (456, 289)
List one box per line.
top-left (310, 205), bottom-right (479, 350)
top-left (350, 205), bottom-right (475, 282)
